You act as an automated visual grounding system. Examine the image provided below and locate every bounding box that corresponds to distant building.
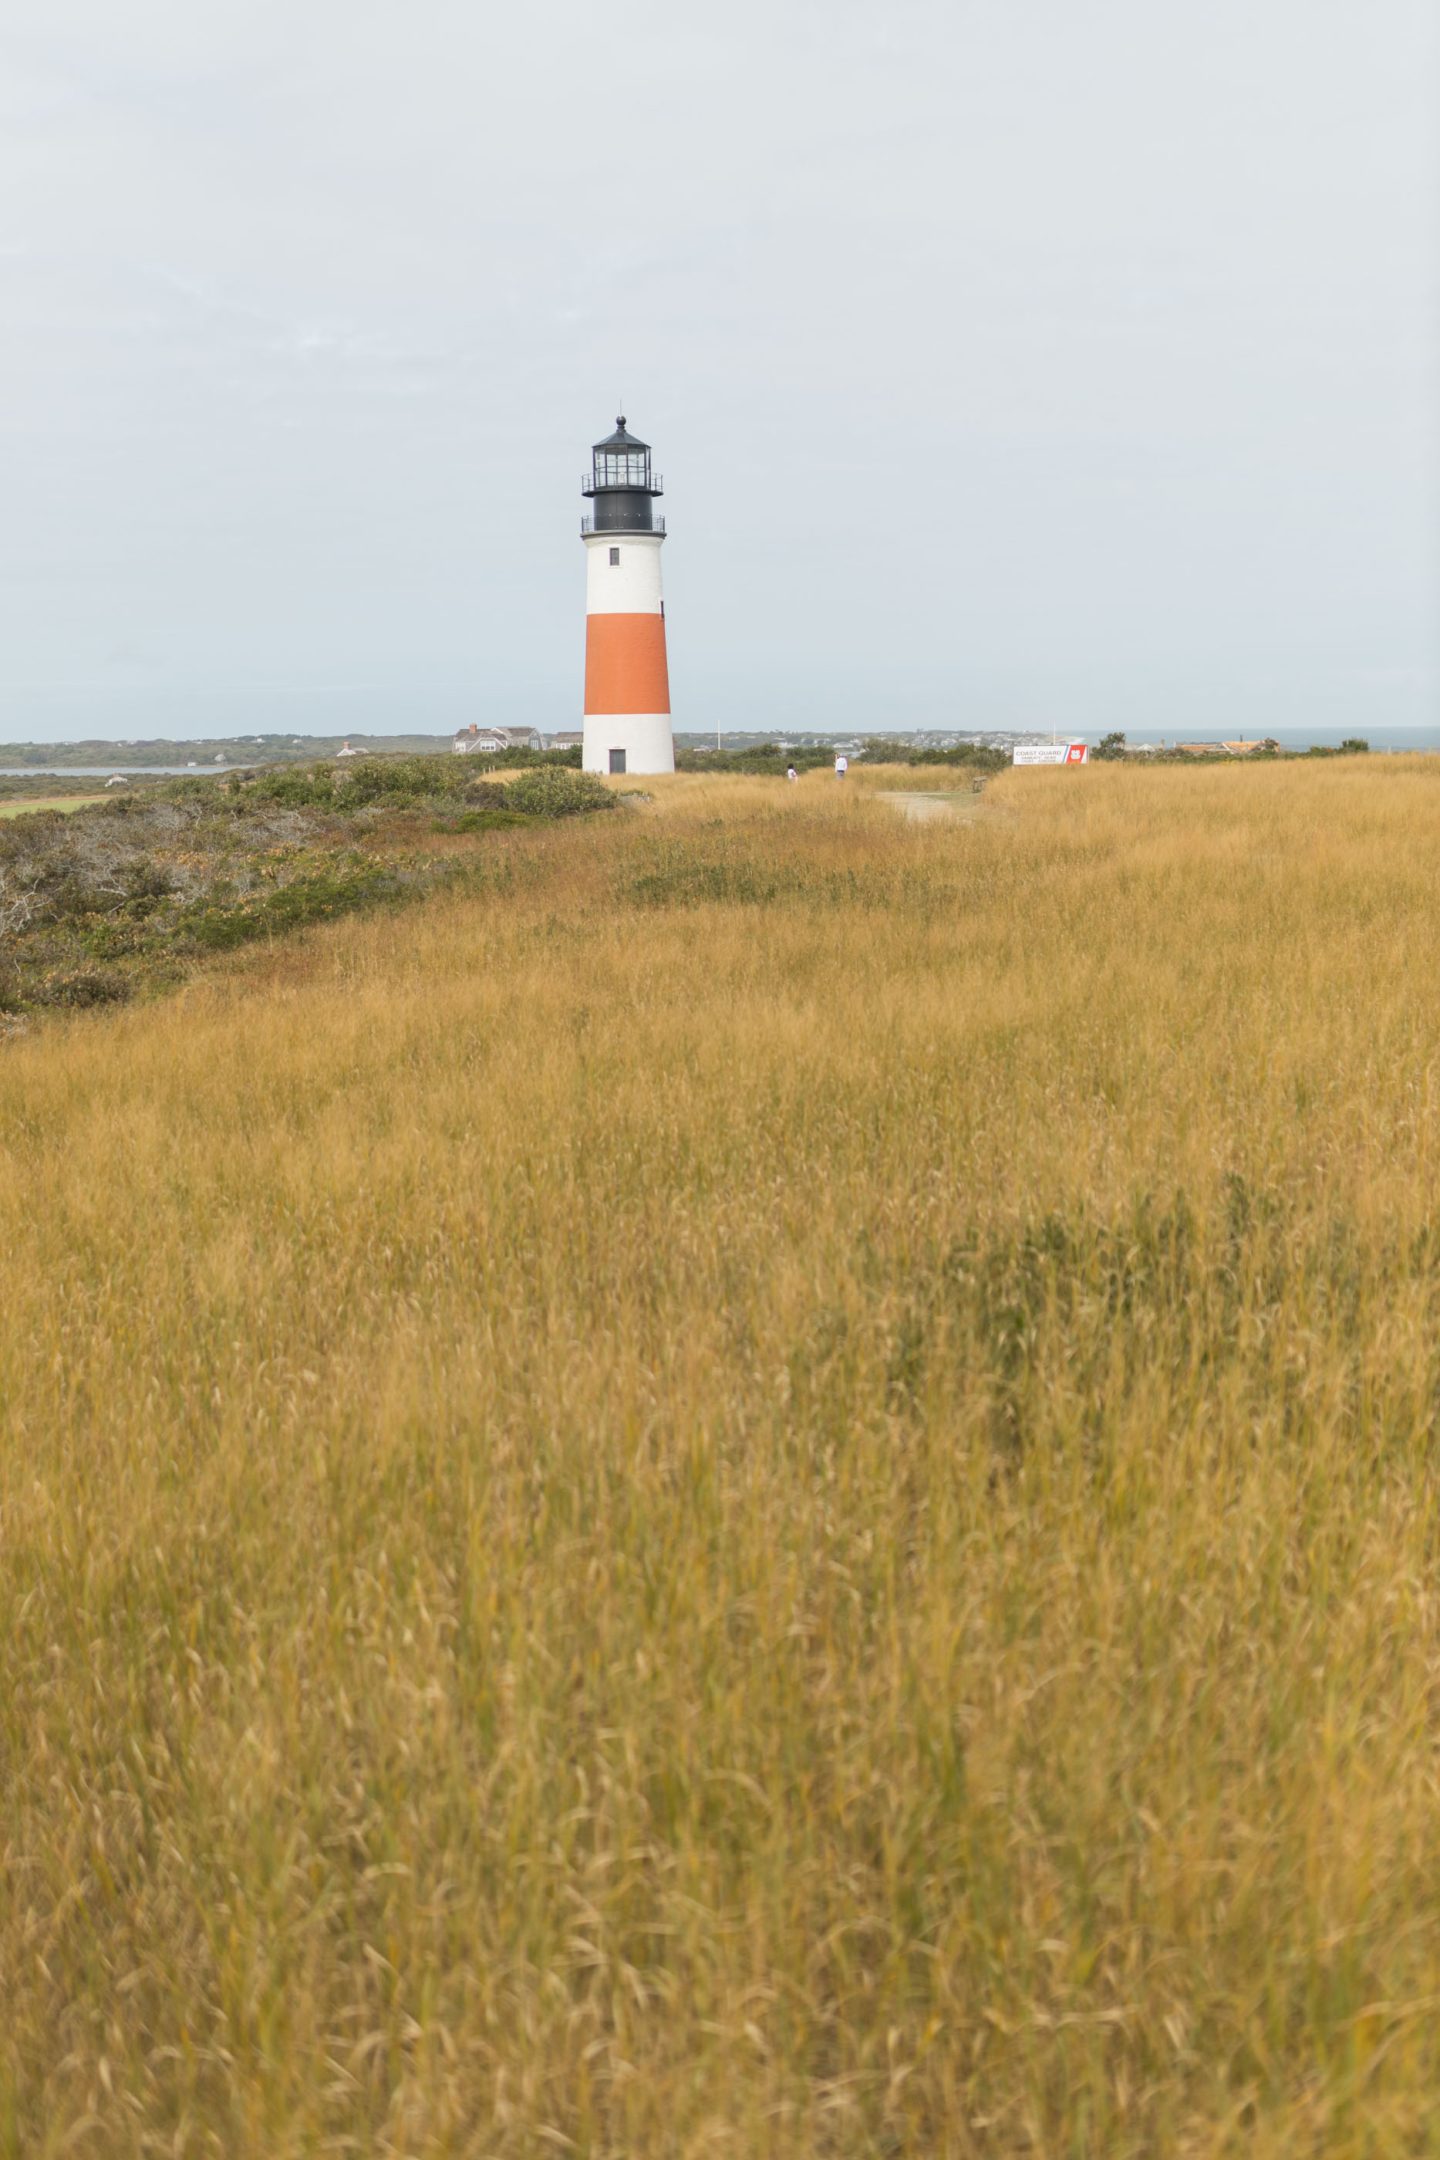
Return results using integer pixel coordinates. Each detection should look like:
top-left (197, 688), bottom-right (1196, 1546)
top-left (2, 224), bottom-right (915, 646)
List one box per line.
top-left (547, 731), bottom-right (584, 752)
top-left (105, 774), bottom-right (128, 788)
top-left (452, 724), bottom-right (543, 755)
top-left (336, 741), bottom-right (359, 759)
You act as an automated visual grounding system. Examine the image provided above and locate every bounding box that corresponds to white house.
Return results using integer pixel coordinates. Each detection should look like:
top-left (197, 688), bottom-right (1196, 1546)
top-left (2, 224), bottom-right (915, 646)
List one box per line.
top-left (452, 724), bottom-right (544, 756)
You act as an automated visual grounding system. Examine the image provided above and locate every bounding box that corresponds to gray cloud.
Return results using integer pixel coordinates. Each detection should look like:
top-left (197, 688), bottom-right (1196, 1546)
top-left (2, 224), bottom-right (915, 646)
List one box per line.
top-left (0, 0), bottom-right (1435, 741)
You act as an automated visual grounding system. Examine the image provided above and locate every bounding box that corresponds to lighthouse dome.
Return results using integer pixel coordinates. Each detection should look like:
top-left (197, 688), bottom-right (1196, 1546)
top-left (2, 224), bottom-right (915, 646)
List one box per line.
top-left (593, 415), bottom-right (649, 453)
top-left (582, 414), bottom-right (663, 530)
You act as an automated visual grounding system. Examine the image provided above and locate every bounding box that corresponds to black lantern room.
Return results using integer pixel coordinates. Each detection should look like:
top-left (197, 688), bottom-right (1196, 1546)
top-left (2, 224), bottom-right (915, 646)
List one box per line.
top-left (581, 416), bottom-right (665, 535)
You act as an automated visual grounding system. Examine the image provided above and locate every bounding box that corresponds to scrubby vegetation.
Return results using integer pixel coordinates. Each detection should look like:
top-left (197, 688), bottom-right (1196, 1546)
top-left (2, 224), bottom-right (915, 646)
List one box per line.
top-left (854, 737), bottom-right (1009, 773)
top-left (675, 740), bottom-right (842, 773)
top-left (0, 732), bottom-right (463, 769)
top-left (7, 758), bottom-right (1440, 2152)
top-left (674, 739), bottom-right (1008, 776)
top-left (0, 772), bottom-right (165, 803)
top-left (0, 756), bottom-right (613, 1012)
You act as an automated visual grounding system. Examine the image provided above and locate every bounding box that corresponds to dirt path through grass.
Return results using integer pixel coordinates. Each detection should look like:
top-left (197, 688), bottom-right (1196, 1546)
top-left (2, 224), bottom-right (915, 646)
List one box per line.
top-left (881, 786), bottom-right (983, 820)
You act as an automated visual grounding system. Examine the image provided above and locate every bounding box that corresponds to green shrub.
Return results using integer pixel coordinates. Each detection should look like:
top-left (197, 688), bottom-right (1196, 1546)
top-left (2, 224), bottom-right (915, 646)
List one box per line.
top-left (676, 744), bottom-right (836, 774)
top-left (500, 768), bottom-right (617, 818)
top-left (857, 739), bottom-right (1009, 773)
top-left (33, 968), bottom-right (130, 1008)
top-left (178, 863), bottom-right (398, 951)
top-left (80, 919), bottom-right (150, 959)
top-left (242, 755), bottom-right (468, 811)
top-left (342, 756), bottom-right (466, 805)
top-left (242, 766), bottom-right (340, 809)
top-left (477, 744), bottom-right (584, 770)
top-left (124, 858), bottom-right (175, 901)
top-left (442, 809), bottom-right (528, 834)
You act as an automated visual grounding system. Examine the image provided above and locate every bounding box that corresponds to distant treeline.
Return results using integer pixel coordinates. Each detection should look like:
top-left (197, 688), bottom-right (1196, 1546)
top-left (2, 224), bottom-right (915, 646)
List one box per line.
top-left (1091, 732), bottom-right (1372, 763)
top-left (675, 740), bottom-right (1010, 775)
top-left (0, 741), bottom-right (585, 782)
top-left (0, 735), bottom-right (457, 769)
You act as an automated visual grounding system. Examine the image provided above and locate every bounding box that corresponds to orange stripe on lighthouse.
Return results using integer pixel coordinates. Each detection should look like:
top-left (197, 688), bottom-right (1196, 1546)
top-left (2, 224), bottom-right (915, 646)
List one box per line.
top-left (584, 613), bottom-right (671, 716)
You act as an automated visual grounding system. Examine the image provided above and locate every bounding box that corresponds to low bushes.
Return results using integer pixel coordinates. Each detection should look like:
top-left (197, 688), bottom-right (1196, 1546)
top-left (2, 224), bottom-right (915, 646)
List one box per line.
top-left (29, 967), bottom-right (130, 1009)
top-left (0, 753), bottom-right (618, 1018)
top-left (239, 749), bottom-right (586, 811)
top-left (177, 861), bottom-right (401, 951)
top-left (498, 767), bottom-right (616, 818)
top-left (442, 809), bottom-right (528, 834)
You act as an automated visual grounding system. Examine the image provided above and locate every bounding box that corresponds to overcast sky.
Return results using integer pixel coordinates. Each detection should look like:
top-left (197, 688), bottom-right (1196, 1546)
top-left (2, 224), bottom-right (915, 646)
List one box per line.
top-left (1, 0), bottom-right (1435, 743)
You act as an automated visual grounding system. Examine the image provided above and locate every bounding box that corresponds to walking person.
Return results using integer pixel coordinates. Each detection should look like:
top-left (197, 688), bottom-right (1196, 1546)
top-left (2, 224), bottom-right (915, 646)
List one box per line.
top-left (786, 764), bottom-right (799, 784)
top-left (834, 753), bottom-right (848, 779)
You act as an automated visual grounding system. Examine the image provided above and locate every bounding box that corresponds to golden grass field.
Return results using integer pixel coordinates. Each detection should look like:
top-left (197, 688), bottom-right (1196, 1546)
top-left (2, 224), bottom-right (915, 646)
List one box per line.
top-left (5, 758), bottom-right (1440, 2155)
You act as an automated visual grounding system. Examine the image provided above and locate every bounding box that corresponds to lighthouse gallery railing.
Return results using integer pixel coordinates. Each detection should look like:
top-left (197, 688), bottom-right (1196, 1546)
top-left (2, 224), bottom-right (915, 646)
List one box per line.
top-left (580, 516), bottom-right (665, 536)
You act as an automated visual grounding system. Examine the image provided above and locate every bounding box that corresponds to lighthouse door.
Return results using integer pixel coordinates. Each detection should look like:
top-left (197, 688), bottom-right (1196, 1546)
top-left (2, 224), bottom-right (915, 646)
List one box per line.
top-left (608, 748), bottom-right (627, 775)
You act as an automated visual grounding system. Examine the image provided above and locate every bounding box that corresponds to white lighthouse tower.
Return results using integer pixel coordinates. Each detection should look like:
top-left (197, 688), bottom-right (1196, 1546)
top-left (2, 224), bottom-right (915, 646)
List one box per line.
top-left (580, 417), bottom-right (673, 775)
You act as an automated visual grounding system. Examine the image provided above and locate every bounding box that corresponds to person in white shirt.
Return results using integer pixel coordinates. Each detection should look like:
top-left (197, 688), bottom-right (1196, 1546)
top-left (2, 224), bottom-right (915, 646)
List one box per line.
top-left (834, 754), bottom-right (848, 778)
top-left (786, 765), bottom-right (799, 783)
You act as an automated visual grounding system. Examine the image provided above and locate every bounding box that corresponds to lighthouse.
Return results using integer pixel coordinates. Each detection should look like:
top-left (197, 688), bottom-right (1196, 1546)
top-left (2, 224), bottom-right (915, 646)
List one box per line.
top-left (581, 417), bottom-right (673, 775)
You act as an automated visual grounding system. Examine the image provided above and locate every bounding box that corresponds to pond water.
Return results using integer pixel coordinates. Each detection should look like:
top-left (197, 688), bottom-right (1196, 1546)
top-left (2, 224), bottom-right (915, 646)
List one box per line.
top-left (0, 765), bottom-right (229, 777)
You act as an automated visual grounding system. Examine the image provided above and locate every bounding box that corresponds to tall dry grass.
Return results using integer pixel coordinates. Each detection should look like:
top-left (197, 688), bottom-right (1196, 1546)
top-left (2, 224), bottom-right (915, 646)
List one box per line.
top-left (5, 759), bottom-right (1440, 2154)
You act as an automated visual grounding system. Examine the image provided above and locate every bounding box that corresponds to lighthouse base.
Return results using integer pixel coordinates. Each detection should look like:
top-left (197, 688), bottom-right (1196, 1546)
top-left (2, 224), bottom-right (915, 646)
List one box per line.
top-left (582, 714), bottom-right (675, 778)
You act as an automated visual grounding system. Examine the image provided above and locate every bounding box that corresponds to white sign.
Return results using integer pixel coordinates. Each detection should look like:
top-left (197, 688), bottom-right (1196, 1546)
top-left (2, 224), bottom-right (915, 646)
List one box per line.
top-left (1012, 742), bottom-right (1089, 766)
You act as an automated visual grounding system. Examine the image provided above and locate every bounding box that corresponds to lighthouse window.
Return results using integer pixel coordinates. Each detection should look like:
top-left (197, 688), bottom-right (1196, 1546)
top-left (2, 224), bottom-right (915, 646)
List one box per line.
top-left (609, 547), bottom-right (620, 566)
top-left (599, 452), bottom-right (647, 486)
